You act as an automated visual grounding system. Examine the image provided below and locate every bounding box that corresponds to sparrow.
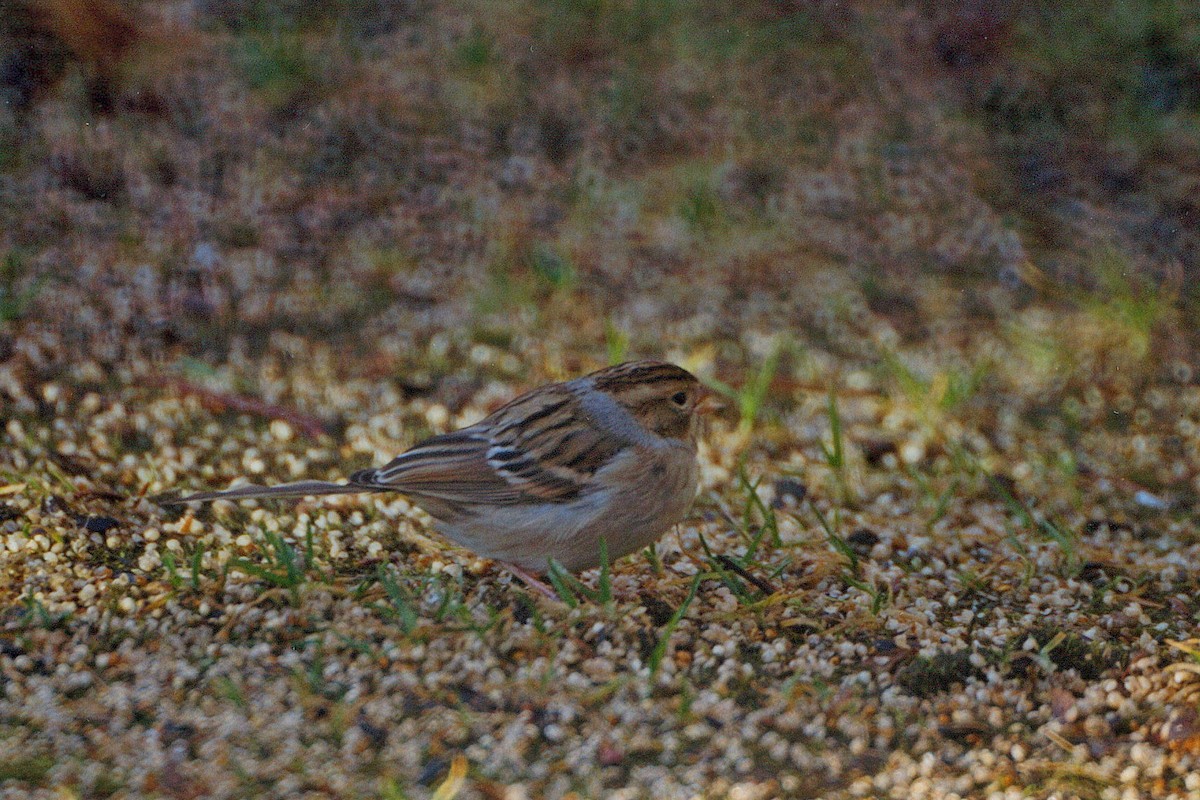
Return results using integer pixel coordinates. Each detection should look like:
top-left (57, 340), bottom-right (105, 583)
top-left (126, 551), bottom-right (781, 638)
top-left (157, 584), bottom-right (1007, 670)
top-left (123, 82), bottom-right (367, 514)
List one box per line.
top-left (165, 360), bottom-right (708, 591)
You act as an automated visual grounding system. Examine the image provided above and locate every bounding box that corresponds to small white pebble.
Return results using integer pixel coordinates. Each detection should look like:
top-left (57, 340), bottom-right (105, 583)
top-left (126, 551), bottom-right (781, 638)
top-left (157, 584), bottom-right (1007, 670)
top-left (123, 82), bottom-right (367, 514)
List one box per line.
top-left (425, 404), bottom-right (449, 430)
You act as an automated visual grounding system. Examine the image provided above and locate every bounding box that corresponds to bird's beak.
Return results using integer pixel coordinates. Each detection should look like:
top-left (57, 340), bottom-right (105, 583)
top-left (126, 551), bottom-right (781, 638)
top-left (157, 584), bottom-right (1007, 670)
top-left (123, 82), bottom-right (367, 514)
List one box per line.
top-left (696, 387), bottom-right (724, 415)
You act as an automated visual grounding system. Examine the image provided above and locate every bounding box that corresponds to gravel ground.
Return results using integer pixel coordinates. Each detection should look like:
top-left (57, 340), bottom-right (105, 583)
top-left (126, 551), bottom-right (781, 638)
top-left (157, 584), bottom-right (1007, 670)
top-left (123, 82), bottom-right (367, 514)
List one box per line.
top-left (3, 333), bottom-right (1200, 799)
top-left (4, 2), bottom-right (1200, 798)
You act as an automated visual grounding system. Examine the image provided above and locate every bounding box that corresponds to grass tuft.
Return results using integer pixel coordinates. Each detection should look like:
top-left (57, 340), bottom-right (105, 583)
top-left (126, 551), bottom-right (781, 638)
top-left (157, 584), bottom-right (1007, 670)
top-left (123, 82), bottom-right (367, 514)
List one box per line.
top-left (546, 539), bottom-right (613, 607)
top-left (736, 470), bottom-right (781, 563)
top-left (706, 339), bottom-right (786, 442)
top-left (527, 243), bottom-right (576, 290)
top-left (0, 250), bottom-right (47, 323)
top-left (0, 754), bottom-right (54, 785)
top-left (374, 563), bottom-right (419, 635)
top-left (817, 385), bottom-right (853, 504)
top-left (987, 474), bottom-right (1082, 577)
top-left (226, 526), bottom-right (325, 603)
top-left (17, 591), bottom-right (71, 630)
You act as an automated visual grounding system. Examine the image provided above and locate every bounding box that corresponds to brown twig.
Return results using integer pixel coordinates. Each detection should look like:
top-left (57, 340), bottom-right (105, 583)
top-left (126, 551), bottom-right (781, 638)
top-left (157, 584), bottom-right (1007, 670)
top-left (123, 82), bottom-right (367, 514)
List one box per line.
top-left (717, 555), bottom-right (778, 596)
top-left (142, 376), bottom-right (331, 439)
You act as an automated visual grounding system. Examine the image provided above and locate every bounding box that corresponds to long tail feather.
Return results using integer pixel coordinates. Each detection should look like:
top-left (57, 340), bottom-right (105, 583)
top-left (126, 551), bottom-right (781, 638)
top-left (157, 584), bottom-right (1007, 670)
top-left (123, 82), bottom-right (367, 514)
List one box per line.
top-left (157, 480), bottom-right (379, 505)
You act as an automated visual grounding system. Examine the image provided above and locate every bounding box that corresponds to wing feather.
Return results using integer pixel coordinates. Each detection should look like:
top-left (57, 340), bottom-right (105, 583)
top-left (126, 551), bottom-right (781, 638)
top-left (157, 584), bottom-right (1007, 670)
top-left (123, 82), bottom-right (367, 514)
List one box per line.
top-left (353, 385), bottom-right (630, 508)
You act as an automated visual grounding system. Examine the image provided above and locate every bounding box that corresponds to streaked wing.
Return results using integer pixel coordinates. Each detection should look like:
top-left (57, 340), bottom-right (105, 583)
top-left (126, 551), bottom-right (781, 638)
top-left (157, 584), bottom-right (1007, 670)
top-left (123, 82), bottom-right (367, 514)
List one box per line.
top-left (353, 385), bottom-right (627, 506)
top-left (483, 386), bottom-right (625, 500)
top-left (352, 430), bottom-right (519, 504)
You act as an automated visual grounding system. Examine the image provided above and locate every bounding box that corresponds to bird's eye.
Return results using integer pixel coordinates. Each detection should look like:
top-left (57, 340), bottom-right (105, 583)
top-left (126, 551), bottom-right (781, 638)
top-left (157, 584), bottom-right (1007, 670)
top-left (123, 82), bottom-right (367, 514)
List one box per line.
top-left (671, 391), bottom-right (688, 406)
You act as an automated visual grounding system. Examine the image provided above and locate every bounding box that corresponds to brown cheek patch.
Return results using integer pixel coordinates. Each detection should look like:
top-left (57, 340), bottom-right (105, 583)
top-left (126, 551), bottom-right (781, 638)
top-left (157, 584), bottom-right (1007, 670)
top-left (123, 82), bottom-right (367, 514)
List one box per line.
top-left (638, 402), bottom-right (690, 439)
top-left (661, 414), bottom-right (691, 440)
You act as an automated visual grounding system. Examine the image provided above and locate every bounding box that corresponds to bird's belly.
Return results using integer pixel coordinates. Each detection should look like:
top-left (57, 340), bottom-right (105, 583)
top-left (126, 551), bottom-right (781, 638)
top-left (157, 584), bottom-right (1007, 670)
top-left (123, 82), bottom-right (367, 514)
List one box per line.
top-left (435, 446), bottom-right (698, 572)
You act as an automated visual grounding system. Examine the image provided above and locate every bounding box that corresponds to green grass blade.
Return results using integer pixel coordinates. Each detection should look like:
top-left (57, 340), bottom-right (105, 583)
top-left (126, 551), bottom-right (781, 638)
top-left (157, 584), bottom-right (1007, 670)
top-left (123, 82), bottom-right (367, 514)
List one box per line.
top-left (648, 573), bottom-right (702, 678)
top-left (597, 538), bottom-right (612, 605)
top-left (545, 559), bottom-right (580, 608)
top-left (162, 551), bottom-right (182, 590)
top-left (376, 564), bottom-right (418, 634)
top-left (605, 321), bottom-right (629, 364)
top-left (190, 544), bottom-right (205, 590)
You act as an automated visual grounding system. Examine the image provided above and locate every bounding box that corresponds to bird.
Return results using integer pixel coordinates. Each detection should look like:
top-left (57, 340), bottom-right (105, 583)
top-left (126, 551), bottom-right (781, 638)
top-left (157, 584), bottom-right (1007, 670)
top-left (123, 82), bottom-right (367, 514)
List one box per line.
top-left (163, 360), bottom-right (710, 595)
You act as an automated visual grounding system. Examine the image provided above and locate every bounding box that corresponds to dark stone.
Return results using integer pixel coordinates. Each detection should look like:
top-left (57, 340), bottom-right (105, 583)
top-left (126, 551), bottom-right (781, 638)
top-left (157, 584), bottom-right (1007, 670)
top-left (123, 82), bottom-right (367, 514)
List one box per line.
top-left (639, 593), bottom-right (675, 627)
top-left (357, 715), bottom-right (389, 749)
top-left (416, 758), bottom-right (450, 787)
top-left (512, 595), bottom-right (534, 625)
top-left (772, 478), bottom-right (807, 507)
top-left (848, 528), bottom-right (881, 557)
top-left (42, 495), bottom-right (73, 515)
top-left (896, 650), bottom-right (982, 697)
top-left (82, 516), bottom-right (121, 534)
top-left (860, 439), bottom-right (898, 466)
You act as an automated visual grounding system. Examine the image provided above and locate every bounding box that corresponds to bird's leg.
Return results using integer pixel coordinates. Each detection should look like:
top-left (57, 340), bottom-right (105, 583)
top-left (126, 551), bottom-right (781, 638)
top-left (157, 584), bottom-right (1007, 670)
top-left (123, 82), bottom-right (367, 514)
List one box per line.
top-left (500, 562), bottom-right (558, 600)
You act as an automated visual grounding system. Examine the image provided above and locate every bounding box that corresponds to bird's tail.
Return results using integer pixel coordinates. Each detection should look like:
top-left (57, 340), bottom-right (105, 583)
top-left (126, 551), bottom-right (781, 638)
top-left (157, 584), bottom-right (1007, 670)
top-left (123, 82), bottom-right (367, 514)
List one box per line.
top-left (157, 480), bottom-right (378, 505)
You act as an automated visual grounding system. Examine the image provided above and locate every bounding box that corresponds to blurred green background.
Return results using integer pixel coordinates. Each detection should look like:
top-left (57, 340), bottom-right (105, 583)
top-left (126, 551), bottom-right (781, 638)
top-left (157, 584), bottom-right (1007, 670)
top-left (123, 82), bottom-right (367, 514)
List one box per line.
top-left (2, 0), bottom-right (1199, 459)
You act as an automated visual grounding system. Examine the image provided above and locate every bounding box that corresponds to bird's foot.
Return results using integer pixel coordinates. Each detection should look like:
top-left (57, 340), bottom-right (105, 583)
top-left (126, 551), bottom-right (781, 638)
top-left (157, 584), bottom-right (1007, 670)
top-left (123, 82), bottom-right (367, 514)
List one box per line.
top-left (500, 562), bottom-right (558, 600)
